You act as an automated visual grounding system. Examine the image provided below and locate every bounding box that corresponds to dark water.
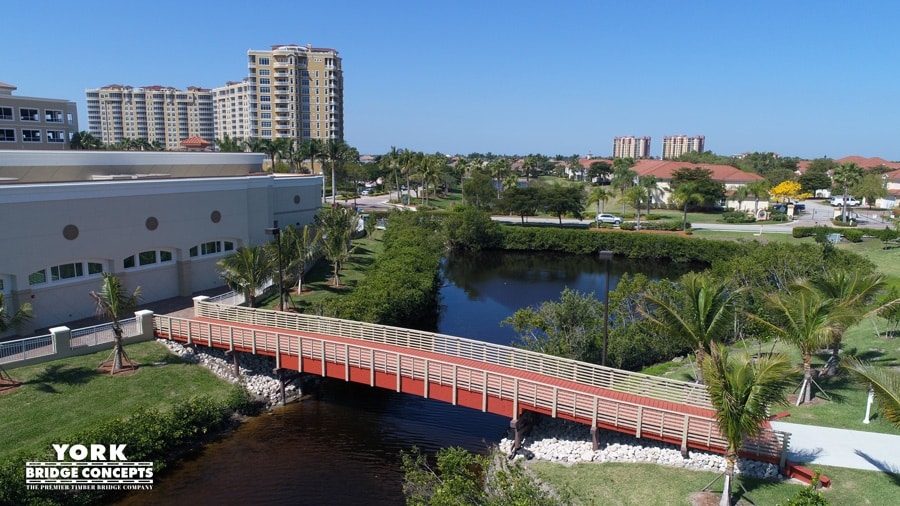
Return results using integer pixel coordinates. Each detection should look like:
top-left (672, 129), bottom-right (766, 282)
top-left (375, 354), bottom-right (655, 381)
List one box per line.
top-left (119, 250), bottom-right (694, 505)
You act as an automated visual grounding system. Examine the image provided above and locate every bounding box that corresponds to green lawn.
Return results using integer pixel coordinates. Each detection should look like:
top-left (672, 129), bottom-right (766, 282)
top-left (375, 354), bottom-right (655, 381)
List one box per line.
top-left (529, 461), bottom-right (897, 506)
top-left (0, 341), bottom-right (236, 460)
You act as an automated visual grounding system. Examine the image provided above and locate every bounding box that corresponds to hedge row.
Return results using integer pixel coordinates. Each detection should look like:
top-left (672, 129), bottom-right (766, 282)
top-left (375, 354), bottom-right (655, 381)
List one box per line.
top-left (619, 220), bottom-right (689, 231)
top-left (0, 389), bottom-right (252, 506)
top-left (792, 226), bottom-right (900, 241)
top-left (499, 226), bottom-right (743, 265)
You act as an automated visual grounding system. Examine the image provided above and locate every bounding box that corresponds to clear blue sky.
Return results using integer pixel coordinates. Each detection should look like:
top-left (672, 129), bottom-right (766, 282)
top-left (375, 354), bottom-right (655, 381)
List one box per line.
top-left (4, 1), bottom-right (899, 160)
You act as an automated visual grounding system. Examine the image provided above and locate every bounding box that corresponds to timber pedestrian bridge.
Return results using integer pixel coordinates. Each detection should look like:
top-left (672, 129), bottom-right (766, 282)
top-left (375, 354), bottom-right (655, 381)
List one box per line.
top-left (150, 296), bottom-right (828, 484)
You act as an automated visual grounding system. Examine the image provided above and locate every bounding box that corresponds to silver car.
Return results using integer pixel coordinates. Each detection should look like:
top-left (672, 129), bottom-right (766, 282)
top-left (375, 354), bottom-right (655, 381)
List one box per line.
top-left (596, 213), bottom-right (623, 225)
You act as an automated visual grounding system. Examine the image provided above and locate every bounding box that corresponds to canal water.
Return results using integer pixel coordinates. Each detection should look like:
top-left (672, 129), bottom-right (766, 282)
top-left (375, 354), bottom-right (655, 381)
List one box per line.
top-left (117, 250), bottom-right (693, 505)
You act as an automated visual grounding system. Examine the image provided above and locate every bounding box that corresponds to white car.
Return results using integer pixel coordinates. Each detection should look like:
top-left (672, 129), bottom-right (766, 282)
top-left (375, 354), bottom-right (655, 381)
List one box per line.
top-left (596, 213), bottom-right (623, 225)
top-left (830, 196), bottom-right (860, 207)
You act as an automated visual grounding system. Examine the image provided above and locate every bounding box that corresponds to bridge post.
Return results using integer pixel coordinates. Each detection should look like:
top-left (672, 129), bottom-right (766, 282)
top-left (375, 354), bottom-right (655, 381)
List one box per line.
top-left (590, 426), bottom-right (599, 451)
top-left (226, 349), bottom-right (240, 377)
top-left (274, 367), bottom-right (286, 406)
top-left (509, 411), bottom-right (534, 452)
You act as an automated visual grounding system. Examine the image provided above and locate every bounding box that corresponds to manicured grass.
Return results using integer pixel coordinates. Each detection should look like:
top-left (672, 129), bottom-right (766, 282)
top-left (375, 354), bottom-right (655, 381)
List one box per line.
top-left (0, 340), bottom-right (236, 460)
top-left (260, 236), bottom-right (385, 311)
top-left (529, 461), bottom-right (898, 506)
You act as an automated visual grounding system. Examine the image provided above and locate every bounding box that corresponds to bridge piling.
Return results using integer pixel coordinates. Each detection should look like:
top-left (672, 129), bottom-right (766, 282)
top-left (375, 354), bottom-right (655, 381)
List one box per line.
top-left (226, 349), bottom-right (240, 377)
top-left (509, 411), bottom-right (534, 452)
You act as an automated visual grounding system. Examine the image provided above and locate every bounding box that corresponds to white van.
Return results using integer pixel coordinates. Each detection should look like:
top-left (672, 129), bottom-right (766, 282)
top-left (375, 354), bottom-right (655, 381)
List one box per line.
top-left (830, 196), bottom-right (860, 207)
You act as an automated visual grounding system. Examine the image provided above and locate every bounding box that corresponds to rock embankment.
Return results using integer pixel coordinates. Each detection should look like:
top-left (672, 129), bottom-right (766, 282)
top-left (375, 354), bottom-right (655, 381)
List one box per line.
top-left (159, 339), bottom-right (298, 409)
top-left (499, 416), bottom-right (782, 480)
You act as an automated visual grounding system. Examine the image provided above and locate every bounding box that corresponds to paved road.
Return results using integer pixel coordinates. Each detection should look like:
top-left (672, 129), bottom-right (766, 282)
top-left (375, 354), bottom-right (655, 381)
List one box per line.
top-left (771, 421), bottom-right (900, 473)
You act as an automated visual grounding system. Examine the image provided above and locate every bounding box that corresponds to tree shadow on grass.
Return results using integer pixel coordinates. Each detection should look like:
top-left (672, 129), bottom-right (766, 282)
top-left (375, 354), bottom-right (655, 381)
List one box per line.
top-left (855, 450), bottom-right (900, 486)
top-left (25, 364), bottom-right (99, 393)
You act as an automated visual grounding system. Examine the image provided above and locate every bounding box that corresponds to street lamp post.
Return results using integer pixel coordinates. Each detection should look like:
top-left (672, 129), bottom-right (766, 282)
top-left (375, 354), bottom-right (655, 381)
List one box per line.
top-left (598, 250), bottom-right (613, 367)
top-left (265, 221), bottom-right (285, 311)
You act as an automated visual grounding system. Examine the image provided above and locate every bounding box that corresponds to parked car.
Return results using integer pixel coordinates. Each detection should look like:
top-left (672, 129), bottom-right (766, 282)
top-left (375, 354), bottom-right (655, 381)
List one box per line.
top-left (596, 213), bottom-right (623, 225)
top-left (793, 202), bottom-right (806, 212)
top-left (830, 196), bottom-right (860, 207)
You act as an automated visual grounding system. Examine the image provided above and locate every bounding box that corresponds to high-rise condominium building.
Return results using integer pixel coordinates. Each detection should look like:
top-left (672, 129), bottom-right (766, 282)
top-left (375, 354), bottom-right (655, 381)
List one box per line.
top-left (246, 44), bottom-right (343, 143)
top-left (213, 79), bottom-right (252, 142)
top-left (662, 135), bottom-right (705, 160)
top-left (612, 136), bottom-right (651, 159)
top-left (85, 85), bottom-right (214, 150)
top-left (0, 82), bottom-right (78, 150)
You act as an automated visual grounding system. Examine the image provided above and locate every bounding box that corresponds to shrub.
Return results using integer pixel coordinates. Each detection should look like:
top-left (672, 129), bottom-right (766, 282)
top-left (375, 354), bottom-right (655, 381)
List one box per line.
top-left (769, 211), bottom-right (789, 222)
top-left (842, 229), bottom-right (864, 242)
top-left (831, 218), bottom-right (857, 227)
top-left (722, 211), bottom-right (756, 224)
top-left (619, 220), bottom-right (686, 231)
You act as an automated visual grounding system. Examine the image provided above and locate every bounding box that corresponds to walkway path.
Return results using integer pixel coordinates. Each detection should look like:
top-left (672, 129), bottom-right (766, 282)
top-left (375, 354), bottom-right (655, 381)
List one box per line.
top-left (771, 421), bottom-right (900, 473)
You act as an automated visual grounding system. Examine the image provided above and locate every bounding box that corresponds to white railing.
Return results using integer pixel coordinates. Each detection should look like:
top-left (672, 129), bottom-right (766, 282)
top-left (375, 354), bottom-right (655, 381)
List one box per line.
top-left (69, 318), bottom-right (137, 349)
top-left (194, 301), bottom-right (713, 409)
top-left (154, 314), bottom-right (789, 462)
top-left (207, 291), bottom-right (244, 306)
top-left (0, 334), bottom-right (54, 364)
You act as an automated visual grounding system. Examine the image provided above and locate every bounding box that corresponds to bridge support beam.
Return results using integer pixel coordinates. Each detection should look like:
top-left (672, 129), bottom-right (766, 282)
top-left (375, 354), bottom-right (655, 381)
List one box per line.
top-left (226, 350), bottom-right (240, 377)
top-left (274, 367), bottom-right (286, 406)
top-left (509, 411), bottom-right (534, 452)
top-left (591, 426), bottom-right (599, 451)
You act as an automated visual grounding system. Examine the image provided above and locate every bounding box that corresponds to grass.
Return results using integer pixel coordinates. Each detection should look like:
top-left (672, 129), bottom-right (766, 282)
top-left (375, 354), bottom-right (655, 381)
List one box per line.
top-left (529, 461), bottom-right (899, 506)
top-left (0, 340), bottom-right (236, 460)
top-left (258, 236), bottom-right (385, 311)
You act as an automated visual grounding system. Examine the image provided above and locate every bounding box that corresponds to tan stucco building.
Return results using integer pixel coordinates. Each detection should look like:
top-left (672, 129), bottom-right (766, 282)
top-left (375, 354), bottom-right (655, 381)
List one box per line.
top-left (0, 151), bottom-right (322, 334)
top-left (0, 82), bottom-right (79, 150)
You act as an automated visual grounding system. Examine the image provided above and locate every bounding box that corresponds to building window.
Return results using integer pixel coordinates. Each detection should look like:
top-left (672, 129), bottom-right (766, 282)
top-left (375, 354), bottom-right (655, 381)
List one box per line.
top-left (0, 129), bottom-right (14, 142)
top-left (260, 78), bottom-right (270, 85)
top-left (124, 250), bottom-right (174, 269)
top-left (29, 270), bottom-right (47, 285)
top-left (260, 86), bottom-right (270, 93)
top-left (259, 69), bottom-right (270, 76)
top-left (47, 130), bottom-right (65, 143)
top-left (258, 57), bottom-right (270, 65)
top-left (0, 107), bottom-right (12, 120)
top-left (22, 129), bottom-right (41, 142)
top-left (189, 241), bottom-right (234, 258)
top-left (29, 261), bottom-right (104, 286)
top-left (19, 108), bottom-right (39, 121)
top-left (45, 110), bottom-right (63, 123)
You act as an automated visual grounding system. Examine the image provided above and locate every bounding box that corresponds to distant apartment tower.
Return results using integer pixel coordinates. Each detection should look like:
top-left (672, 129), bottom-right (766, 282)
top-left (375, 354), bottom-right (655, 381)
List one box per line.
top-left (612, 136), bottom-right (651, 159)
top-left (0, 82), bottom-right (78, 150)
top-left (661, 135), bottom-right (705, 160)
top-left (246, 44), bottom-right (343, 143)
top-left (213, 79), bottom-right (252, 142)
top-left (85, 85), bottom-right (214, 150)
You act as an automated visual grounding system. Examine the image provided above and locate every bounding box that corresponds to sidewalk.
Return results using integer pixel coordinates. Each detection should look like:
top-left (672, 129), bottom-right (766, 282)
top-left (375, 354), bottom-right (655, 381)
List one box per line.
top-left (771, 421), bottom-right (900, 473)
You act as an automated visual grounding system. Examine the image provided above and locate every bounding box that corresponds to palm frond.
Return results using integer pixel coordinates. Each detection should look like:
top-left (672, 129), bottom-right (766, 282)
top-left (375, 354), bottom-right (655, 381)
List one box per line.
top-left (841, 357), bottom-right (900, 426)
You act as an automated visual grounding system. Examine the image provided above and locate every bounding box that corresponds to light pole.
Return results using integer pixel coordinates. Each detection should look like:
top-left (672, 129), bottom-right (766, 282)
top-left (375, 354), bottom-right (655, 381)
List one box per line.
top-left (598, 250), bottom-right (613, 367)
top-left (265, 221), bottom-right (285, 311)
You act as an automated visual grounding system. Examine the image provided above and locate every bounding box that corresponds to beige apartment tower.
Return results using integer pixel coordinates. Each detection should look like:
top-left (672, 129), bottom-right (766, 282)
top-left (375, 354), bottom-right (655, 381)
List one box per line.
top-left (0, 82), bottom-right (79, 150)
top-left (612, 136), bottom-right (651, 159)
top-left (213, 79), bottom-right (252, 142)
top-left (246, 44), bottom-right (344, 143)
top-left (86, 85), bottom-right (214, 150)
top-left (662, 135), bottom-right (705, 159)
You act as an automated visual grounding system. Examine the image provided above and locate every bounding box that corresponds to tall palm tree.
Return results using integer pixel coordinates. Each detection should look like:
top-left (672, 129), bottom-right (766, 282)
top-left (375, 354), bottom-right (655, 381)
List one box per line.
top-left (216, 245), bottom-right (273, 308)
top-left (733, 185), bottom-right (750, 212)
top-left (325, 139), bottom-right (352, 205)
top-left (640, 175), bottom-right (658, 214)
top-left (490, 158), bottom-right (511, 199)
top-left (842, 357), bottom-right (900, 427)
top-left (804, 269), bottom-right (886, 374)
top-left (589, 186), bottom-right (612, 219)
top-left (216, 134), bottom-right (245, 153)
top-left (611, 158), bottom-right (637, 215)
top-left (90, 273), bottom-right (141, 375)
top-left (315, 205), bottom-right (358, 286)
top-left (282, 224), bottom-right (322, 294)
top-left (702, 344), bottom-right (796, 506)
top-left (299, 139), bottom-right (326, 198)
top-left (0, 293), bottom-right (32, 335)
top-left (832, 162), bottom-right (864, 223)
top-left (751, 288), bottom-right (851, 404)
top-left (641, 272), bottom-right (741, 383)
top-left (673, 183), bottom-right (705, 231)
top-left (746, 180), bottom-right (769, 214)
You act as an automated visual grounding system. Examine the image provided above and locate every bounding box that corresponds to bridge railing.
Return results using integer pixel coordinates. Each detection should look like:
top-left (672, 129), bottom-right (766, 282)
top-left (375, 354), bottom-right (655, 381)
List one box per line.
top-left (194, 300), bottom-right (712, 409)
top-left (154, 313), bottom-right (789, 464)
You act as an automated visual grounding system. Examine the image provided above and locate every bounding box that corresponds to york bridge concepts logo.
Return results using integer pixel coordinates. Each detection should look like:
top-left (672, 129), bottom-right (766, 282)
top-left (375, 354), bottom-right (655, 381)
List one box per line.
top-left (26, 444), bottom-right (154, 491)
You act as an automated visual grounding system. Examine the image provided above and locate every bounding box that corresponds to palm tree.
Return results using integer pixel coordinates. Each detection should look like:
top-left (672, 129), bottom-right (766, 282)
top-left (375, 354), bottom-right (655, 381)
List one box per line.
top-left (702, 344), bottom-right (795, 506)
top-left (842, 357), bottom-right (900, 427)
top-left (70, 131), bottom-right (103, 150)
top-left (490, 158), bottom-right (511, 199)
top-left (216, 245), bottom-right (273, 308)
top-left (90, 273), bottom-right (141, 375)
top-left (751, 288), bottom-right (852, 405)
top-left (216, 134), bottom-right (245, 153)
top-left (832, 162), bottom-right (864, 223)
top-left (0, 293), bottom-right (32, 335)
top-left (640, 175), bottom-right (658, 214)
top-left (746, 180), bottom-right (769, 214)
top-left (282, 224), bottom-right (322, 294)
top-left (673, 183), bottom-right (705, 231)
top-left (589, 186), bottom-right (612, 220)
top-left (298, 138), bottom-right (326, 199)
top-left (805, 269), bottom-right (886, 374)
top-left (733, 185), bottom-right (750, 212)
top-left (642, 272), bottom-right (740, 383)
top-left (625, 185), bottom-right (645, 230)
top-left (611, 158), bottom-right (637, 215)
top-left (315, 205), bottom-right (358, 286)
top-left (325, 139), bottom-right (352, 205)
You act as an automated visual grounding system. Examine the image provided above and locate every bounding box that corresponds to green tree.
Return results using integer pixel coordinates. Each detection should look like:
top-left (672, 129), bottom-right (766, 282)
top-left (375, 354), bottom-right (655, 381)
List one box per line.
top-left (611, 158), bottom-right (637, 215)
top-left (798, 158), bottom-right (835, 195)
top-left (444, 205), bottom-right (502, 251)
top-left (315, 205), bottom-right (359, 286)
top-left (670, 167), bottom-right (726, 209)
top-left (281, 224), bottom-right (322, 295)
top-left (69, 131), bottom-right (102, 150)
top-left (498, 186), bottom-right (540, 223)
top-left (624, 185), bottom-right (646, 229)
top-left (462, 170), bottom-right (497, 210)
top-left (832, 162), bottom-right (864, 223)
top-left (216, 134), bottom-right (245, 153)
top-left (751, 289), bottom-right (851, 405)
top-left (640, 175), bottom-right (658, 214)
top-left (673, 183), bottom-right (705, 231)
top-left (746, 180), bottom-right (770, 214)
top-left (842, 357), bottom-right (900, 427)
top-left (89, 273), bottom-right (141, 375)
top-left (216, 245), bottom-right (273, 308)
top-left (490, 158), bottom-right (512, 199)
top-left (325, 139), bottom-right (355, 204)
top-left (854, 173), bottom-right (888, 208)
top-left (732, 185), bottom-right (750, 211)
top-left (538, 184), bottom-right (585, 224)
top-left (503, 288), bottom-right (603, 363)
top-left (702, 344), bottom-right (796, 506)
top-left (588, 160), bottom-right (612, 183)
top-left (401, 446), bottom-right (560, 506)
top-left (0, 293), bottom-right (32, 335)
top-left (641, 272), bottom-right (741, 383)
top-left (589, 186), bottom-right (613, 218)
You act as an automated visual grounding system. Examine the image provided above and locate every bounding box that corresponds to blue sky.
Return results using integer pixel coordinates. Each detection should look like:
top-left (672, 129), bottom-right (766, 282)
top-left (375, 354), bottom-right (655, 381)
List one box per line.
top-left (4, 1), bottom-right (899, 159)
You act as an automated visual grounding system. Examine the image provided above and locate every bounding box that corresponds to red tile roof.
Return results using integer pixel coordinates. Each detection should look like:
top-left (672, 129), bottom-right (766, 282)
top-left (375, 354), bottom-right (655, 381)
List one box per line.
top-left (632, 160), bottom-right (763, 183)
top-left (835, 156), bottom-right (900, 169)
top-left (180, 136), bottom-right (212, 148)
